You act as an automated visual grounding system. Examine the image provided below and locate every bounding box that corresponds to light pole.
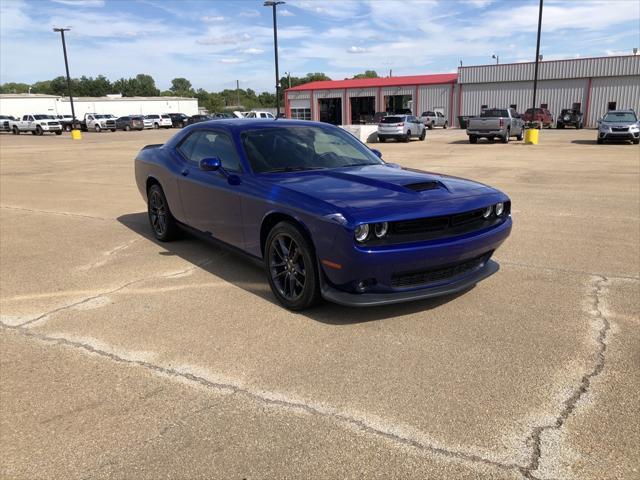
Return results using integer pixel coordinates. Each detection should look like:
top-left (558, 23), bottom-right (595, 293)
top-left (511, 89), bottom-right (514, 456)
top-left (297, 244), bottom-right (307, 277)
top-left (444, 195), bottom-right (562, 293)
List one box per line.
top-left (264, 1), bottom-right (284, 117)
top-left (492, 54), bottom-right (499, 64)
top-left (531, 0), bottom-right (544, 119)
top-left (53, 27), bottom-right (78, 132)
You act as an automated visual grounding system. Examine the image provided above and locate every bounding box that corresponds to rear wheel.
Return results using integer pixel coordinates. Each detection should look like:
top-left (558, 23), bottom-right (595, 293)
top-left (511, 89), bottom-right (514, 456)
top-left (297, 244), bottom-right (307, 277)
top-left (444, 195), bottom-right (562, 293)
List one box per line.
top-left (265, 222), bottom-right (321, 311)
top-left (404, 131), bottom-right (411, 142)
top-left (110, 129), bottom-right (116, 132)
top-left (147, 184), bottom-right (179, 241)
top-left (557, 123), bottom-right (564, 129)
top-left (516, 129), bottom-right (523, 141)
top-left (419, 129), bottom-right (426, 141)
top-left (578, 123), bottom-right (583, 129)
top-left (12, 126), bottom-right (19, 135)
top-left (153, 123), bottom-right (159, 129)
top-left (633, 139), bottom-right (639, 145)
top-left (501, 129), bottom-right (510, 143)
top-left (597, 138), bottom-right (604, 145)
top-left (469, 135), bottom-right (478, 144)
top-left (428, 122), bottom-right (434, 130)
top-left (124, 125), bottom-right (131, 131)
top-left (65, 124), bottom-right (72, 132)
top-left (443, 121), bottom-right (448, 129)
top-left (377, 135), bottom-right (386, 143)
top-left (55, 131), bottom-right (62, 135)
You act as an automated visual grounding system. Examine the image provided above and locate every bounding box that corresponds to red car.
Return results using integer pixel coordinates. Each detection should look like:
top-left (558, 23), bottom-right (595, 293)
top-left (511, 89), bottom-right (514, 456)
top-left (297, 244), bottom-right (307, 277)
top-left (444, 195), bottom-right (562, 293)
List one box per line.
top-left (522, 108), bottom-right (553, 129)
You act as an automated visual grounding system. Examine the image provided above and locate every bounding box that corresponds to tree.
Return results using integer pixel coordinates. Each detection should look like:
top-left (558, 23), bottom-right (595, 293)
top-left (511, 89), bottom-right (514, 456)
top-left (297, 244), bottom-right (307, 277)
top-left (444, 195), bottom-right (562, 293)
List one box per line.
top-left (352, 70), bottom-right (379, 79)
top-left (170, 78), bottom-right (194, 97)
top-left (133, 74), bottom-right (160, 96)
top-left (0, 82), bottom-right (31, 94)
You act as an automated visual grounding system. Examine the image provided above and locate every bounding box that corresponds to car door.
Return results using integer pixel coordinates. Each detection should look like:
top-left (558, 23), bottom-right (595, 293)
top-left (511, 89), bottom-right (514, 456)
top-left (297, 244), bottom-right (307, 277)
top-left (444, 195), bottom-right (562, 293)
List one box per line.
top-left (436, 111), bottom-right (445, 126)
top-left (174, 129), bottom-right (245, 246)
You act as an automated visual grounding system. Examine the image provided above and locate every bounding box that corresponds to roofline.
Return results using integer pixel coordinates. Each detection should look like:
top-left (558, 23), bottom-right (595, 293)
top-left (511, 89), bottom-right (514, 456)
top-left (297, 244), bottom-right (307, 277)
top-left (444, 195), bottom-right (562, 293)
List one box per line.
top-left (285, 73), bottom-right (457, 92)
top-left (458, 54), bottom-right (639, 70)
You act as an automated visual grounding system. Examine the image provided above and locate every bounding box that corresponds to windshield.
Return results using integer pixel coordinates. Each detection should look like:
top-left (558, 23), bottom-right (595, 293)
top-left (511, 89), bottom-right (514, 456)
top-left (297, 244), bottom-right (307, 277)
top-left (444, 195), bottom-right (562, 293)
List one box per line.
top-left (34, 115), bottom-right (53, 120)
top-left (241, 126), bottom-right (385, 173)
top-left (603, 112), bottom-right (637, 122)
top-left (481, 109), bottom-right (508, 118)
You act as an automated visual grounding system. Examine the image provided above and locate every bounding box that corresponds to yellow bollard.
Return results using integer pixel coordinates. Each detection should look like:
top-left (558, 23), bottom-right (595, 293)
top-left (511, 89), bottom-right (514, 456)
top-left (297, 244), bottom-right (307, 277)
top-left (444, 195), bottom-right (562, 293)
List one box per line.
top-left (524, 128), bottom-right (539, 145)
top-left (71, 129), bottom-right (82, 140)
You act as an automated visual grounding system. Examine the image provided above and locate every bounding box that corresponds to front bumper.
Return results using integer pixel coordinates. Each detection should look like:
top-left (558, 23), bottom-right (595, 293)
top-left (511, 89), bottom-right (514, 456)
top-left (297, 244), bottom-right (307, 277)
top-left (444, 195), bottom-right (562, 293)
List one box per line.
top-left (321, 259), bottom-right (499, 306)
top-left (599, 130), bottom-right (639, 141)
top-left (41, 125), bottom-right (62, 131)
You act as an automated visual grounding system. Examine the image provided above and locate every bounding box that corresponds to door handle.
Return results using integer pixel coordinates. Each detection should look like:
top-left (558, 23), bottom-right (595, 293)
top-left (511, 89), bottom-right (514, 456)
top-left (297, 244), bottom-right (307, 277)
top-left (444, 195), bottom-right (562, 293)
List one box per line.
top-left (181, 168), bottom-right (189, 176)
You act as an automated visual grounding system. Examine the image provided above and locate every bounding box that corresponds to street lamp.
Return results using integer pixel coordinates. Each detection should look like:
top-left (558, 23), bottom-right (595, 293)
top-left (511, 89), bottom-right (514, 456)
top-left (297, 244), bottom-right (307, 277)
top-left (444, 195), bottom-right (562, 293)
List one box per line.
top-left (530, 0), bottom-right (544, 120)
top-left (492, 54), bottom-right (499, 64)
top-left (264, 1), bottom-right (285, 117)
top-left (53, 26), bottom-right (78, 134)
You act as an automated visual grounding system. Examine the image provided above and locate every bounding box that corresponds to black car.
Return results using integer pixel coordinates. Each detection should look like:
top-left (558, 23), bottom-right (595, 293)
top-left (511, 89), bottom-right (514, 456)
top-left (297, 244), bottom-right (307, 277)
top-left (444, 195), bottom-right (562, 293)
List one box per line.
top-left (556, 109), bottom-right (584, 129)
top-left (167, 113), bottom-right (190, 128)
top-left (115, 116), bottom-right (144, 131)
top-left (186, 114), bottom-right (212, 125)
top-left (211, 112), bottom-right (234, 119)
top-left (0, 115), bottom-right (16, 132)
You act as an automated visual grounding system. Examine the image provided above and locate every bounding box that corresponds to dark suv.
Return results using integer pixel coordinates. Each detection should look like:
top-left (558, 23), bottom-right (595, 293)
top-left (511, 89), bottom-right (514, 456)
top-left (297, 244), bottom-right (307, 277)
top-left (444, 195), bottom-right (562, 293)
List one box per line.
top-left (167, 113), bottom-right (190, 128)
top-left (186, 114), bottom-right (212, 125)
top-left (116, 116), bottom-right (144, 131)
top-left (556, 109), bottom-right (583, 129)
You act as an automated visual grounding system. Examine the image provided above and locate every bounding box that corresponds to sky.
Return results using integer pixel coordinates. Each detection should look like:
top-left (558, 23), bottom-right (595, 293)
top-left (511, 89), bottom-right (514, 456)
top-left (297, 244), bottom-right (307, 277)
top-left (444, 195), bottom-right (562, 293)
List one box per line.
top-left (1, 0), bottom-right (639, 93)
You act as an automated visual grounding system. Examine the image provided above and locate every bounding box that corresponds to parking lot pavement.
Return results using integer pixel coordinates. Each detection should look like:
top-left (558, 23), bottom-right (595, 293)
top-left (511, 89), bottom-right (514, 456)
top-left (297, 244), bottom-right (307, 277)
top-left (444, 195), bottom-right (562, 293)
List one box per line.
top-left (1, 128), bottom-right (638, 479)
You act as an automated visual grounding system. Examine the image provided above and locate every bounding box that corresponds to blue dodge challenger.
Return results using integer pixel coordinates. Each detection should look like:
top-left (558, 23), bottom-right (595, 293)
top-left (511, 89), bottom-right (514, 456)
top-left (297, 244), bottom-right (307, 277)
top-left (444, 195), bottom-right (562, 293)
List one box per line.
top-left (135, 119), bottom-right (511, 310)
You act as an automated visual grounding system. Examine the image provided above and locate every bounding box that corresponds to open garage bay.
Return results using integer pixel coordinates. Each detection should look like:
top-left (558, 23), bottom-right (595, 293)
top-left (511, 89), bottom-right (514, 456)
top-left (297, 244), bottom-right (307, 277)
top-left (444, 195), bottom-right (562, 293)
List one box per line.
top-left (1, 128), bottom-right (638, 479)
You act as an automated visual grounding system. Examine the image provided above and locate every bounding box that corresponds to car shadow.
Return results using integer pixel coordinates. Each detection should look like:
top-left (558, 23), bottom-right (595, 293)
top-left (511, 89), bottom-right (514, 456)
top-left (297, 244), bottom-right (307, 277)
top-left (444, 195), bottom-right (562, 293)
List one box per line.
top-left (571, 140), bottom-right (598, 145)
top-left (449, 139), bottom-right (496, 144)
top-left (118, 212), bottom-right (474, 325)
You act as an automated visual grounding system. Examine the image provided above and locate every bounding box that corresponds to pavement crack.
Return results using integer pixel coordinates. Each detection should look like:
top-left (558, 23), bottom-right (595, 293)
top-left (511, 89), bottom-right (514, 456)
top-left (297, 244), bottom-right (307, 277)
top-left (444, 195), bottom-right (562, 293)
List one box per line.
top-left (15, 259), bottom-right (214, 328)
top-left (499, 260), bottom-right (639, 281)
top-left (1, 205), bottom-right (110, 221)
top-left (1, 323), bottom-right (524, 476)
top-left (520, 275), bottom-right (611, 479)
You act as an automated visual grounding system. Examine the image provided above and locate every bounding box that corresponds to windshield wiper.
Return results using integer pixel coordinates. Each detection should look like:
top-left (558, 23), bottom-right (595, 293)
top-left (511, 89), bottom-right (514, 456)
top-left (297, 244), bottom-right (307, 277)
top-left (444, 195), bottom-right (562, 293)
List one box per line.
top-left (267, 166), bottom-right (324, 173)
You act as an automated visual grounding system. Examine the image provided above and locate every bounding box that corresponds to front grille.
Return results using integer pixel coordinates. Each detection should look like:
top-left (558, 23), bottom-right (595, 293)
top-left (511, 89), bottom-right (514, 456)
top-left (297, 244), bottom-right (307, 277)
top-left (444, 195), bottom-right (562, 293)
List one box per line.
top-left (612, 127), bottom-right (628, 132)
top-left (390, 253), bottom-right (491, 288)
top-left (47, 121), bottom-right (60, 126)
top-left (106, 120), bottom-right (116, 127)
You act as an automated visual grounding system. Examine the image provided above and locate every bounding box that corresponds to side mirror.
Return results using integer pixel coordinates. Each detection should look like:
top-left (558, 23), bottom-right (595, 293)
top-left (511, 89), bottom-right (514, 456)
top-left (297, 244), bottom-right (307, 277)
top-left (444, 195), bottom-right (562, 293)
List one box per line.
top-left (371, 148), bottom-right (383, 158)
top-left (199, 157), bottom-right (221, 171)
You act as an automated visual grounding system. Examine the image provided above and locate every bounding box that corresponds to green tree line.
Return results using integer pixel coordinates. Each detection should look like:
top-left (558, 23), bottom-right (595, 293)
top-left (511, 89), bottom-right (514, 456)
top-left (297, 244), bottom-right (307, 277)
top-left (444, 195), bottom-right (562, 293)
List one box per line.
top-left (1, 71), bottom-right (378, 112)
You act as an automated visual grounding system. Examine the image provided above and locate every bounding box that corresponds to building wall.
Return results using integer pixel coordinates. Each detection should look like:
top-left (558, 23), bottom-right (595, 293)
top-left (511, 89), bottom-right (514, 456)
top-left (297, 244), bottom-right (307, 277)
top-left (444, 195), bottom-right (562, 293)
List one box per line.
top-left (587, 75), bottom-right (640, 126)
top-left (418, 84), bottom-right (454, 121)
top-left (0, 96), bottom-right (198, 118)
top-left (460, 78), bottom-right (588, 118)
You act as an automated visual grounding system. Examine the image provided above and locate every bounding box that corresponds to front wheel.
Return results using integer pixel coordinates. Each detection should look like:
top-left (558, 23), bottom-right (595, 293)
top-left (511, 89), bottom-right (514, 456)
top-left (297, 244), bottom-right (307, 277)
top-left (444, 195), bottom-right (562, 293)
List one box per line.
top-left (633, 139), bottom-right (639, 145)
top-left (35, 125), bottom-right (43, 136)
top-left (597, 138), bottom-right (604, 145)
top-left (265, 222), bottom-right (321, 311)
top-left (95, 125), bottom-right (101, 132)
top-left (147, 184), bottom-right (179, 241)
top-left (404, 131), bottom-right (411, 142)
top-left (516, 130), bottom-right (523, 141)
top-left (12, 126), bottom-right (19, 135)
top-left (419, 129), bottom-right (426, 141)
top-left (443, 121), bottom-right (448, 129)
top-left (110, 129), bottom-right (116, 132)
top-left (428, 122), bottom-right (434, 130)
top-left (65, 124), bottom-right (72, 132)
top-left (469, 135), bottom-right (478, 144)
top-left (124, 125), bottom-right (131, 131)
top-left (377, 135), bottom-right (386, 143)
top-left (55, 131), bottom-right (62, 135)
top-left (153, 123), bottom-right (159, 129)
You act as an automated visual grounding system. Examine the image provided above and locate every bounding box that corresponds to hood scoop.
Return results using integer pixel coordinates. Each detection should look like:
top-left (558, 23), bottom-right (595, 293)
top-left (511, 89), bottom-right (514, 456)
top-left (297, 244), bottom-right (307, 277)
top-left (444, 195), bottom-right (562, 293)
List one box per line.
top-left (404, 181), bottom-right (443, 192)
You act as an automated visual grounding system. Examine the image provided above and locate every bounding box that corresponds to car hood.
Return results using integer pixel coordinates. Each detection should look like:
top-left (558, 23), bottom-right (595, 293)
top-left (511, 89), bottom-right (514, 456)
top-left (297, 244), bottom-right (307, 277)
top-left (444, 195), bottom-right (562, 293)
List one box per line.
top-left (260, 164), bottom-right (503, 221)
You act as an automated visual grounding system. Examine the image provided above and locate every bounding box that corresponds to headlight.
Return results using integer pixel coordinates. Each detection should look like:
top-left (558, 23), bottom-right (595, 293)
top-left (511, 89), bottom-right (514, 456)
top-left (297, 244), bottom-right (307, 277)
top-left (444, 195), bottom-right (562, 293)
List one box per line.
top-left (495, 202), bottom-right (505, 216)
top-left (354, 224), bottom-right (370, 243)
top-left (374, 222), bottom-right (388, 238)
top-left (482, 206), bottom-right (493, 218)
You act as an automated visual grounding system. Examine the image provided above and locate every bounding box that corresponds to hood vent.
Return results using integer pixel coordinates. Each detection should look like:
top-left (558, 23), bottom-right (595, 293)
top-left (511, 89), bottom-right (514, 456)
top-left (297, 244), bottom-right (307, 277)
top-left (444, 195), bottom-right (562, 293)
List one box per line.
top-left (404, 181), bottom-right (440, 192)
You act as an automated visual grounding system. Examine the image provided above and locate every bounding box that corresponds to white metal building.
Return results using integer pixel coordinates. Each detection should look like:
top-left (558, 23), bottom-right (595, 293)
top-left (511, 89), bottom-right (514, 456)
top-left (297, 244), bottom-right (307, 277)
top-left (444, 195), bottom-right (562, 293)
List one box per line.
top-left (0, 94), bottom-right (198, 119)
top-left (457, 55), bottom-right (640, 127)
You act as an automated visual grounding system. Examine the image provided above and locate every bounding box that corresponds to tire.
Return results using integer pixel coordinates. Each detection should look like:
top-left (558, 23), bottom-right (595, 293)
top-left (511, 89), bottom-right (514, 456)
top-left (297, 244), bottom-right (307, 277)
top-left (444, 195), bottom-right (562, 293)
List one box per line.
top-left (404, 131), bottom-right (411, 142)
top-left (265, 221), bottom-right (321, 311)
top-left (597, 138), bottom-right (604, 145)
top-left (557, 124), bottom-right (564, 129)
top-left (147, 184), bottom-right (179, 242)
top-left (578, 123), bottom-right (583, 129)
top-left (110, 129), bottom-right (116, 132)
top-left (31, 131), bottom-right (37, 135)
top-left (55, 131), bottom-right (62, 135)
top-left (377, 135), bottom-right (385, 143)
top-left (65, 124), bottom-right (72, 132)
top-left (124, 125), bottom-right (131, 131)
top-left (94, 124), bottom-right (101, 132)
top-left (35, 125), bottom-right (43, 136)
top-left (153, 123), bottom-right (159, 129)
top-left (419, 129), bottom-right (426, 141)
top-left (443, 121), bottom-right (448, 129)
top-left (428, 122), bottom-right (434, 130)
top-left (633, 139), bottom-right (639, 145)
top-left (12, 126), bottom-right (19, 135)
top-left (516, 130), bottom-right (523, 141)
top-left (501, 129), bottom-right (510, 143)
top-left (469, 135), bottom-right (478, 144)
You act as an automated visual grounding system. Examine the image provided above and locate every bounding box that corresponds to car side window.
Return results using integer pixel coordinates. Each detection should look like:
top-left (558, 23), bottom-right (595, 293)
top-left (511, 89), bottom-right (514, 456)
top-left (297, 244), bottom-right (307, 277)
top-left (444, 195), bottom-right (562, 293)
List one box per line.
top-left (437, 112), bottom-right (444, 118)
top-left (22, 115), bottom-right (28, 121)
top-left (178, 130), bottom-right (242, 172)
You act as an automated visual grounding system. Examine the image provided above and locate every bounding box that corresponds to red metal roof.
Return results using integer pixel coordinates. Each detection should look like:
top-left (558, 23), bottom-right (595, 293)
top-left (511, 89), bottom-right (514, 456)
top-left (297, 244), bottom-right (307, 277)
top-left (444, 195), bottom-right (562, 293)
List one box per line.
top-left (286, 73), bottom-right (457, 91)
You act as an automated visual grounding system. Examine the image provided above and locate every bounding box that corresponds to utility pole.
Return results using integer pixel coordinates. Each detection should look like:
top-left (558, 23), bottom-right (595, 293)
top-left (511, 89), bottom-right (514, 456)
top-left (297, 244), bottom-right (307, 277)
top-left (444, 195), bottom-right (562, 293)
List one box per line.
top-left (264, 1), bottom-right (285, 116)
top-left (53, 27), bottom-right (78, 131)
top-left (531, 0), bottom-right (544, 115)
top-left (236, 80), bottom-right (240, 108)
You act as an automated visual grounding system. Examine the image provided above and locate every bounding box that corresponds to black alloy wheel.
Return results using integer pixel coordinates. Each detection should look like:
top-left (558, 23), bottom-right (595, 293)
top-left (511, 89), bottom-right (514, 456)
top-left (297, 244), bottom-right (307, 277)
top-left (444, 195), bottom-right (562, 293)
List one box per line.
top-left (147, 184), bottom-right (178, 241)
top-left (265, 222), bottom-right (320, 310)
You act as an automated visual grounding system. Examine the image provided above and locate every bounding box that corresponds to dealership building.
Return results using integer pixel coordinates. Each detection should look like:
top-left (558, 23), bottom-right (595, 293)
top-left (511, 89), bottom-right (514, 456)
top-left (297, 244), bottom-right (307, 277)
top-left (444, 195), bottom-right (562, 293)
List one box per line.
top-left (285, 55), bottom-right (640, 128)
top-left (0, 94), bottom-right (198, 119)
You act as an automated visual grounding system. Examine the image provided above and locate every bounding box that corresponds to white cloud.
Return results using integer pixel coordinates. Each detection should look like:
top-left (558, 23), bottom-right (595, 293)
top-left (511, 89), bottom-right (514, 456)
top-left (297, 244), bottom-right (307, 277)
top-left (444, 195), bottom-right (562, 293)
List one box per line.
top-left (280, 9), bottom-right (295, 17)
top-left (243, 48), bottom-right (265, 55)
top-left (239, 10), bottom-right (260, 18)
top-left (465, 0), bottom-right (493, 7)
top-left (346, 46), bottom-right (368, 54)
top-left (50, 0), bottom-right (105, 6)
top-left (220, 58), bottom-right (243, 64)
top-left (203, 15), bottom-right (225, 22)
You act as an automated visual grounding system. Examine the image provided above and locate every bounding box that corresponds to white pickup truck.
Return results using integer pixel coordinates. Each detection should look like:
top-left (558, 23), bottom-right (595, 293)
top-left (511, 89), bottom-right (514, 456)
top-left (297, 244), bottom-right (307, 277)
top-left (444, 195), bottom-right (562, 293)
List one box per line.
top-left (81, 113), bottom-right (117, 132)
top-left (10, 114), bottom-right (63, 135)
